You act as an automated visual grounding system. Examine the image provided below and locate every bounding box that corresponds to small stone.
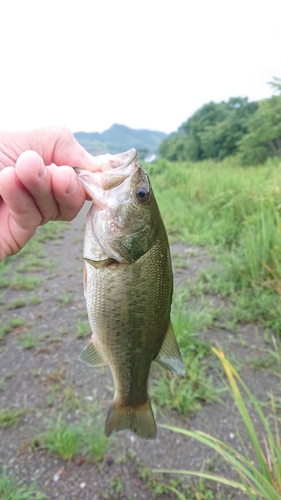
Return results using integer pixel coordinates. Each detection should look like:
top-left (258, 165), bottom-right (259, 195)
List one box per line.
top-left (229, 432), bottom-right (235, 439)
top-left (80, 482), bottom-right (86, 489)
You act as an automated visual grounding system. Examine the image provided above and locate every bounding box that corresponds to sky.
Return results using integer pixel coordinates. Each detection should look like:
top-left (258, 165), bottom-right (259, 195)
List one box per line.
top-left (0, 0), bottom-right (280, 135)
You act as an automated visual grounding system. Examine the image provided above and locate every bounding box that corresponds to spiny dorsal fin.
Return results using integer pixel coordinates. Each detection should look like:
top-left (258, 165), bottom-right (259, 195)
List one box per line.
top-left (154, 321), bottom-right (185, 375)
top-left (79, 340), bottom-right (105, 366)
top-left (84, 257), bottom-right (115, 269)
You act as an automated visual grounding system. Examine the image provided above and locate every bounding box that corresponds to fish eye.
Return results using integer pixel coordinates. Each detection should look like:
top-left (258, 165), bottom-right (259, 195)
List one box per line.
top-left (135, 186), bottom-right (150, 203)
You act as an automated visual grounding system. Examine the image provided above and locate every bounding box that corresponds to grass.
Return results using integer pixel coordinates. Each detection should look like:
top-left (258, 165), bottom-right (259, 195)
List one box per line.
top-left (57, 292), bottom-right (73, 305)
top-left (33, 413), bottom-right (82, 461)
top-left (148, 158), bottom-right (281, 314)
top-left (0, 466), bottom-right (46, 500)
top-left (157, 348), bottom-right (281, 499)
top-left (0, 324), bottom-right (10, 342)
top-left (19, 333), bottom-right (38, 349)
top-left (9, 317), bottom-right (27, 329)
top-left (33, 412), bottom-right (111, 462)
top-left (0, 408), bottom-right (26, 429)
top-left (151, 290), bottom-right (222, 415)
top-left (10, 274), bottom-right (42, 291)
top-left (76, 321), bottom-right (91, 339)
top-left (29, 294), bottom-right (42, 305)
top-left (7, 298), bottom-right (26, 309)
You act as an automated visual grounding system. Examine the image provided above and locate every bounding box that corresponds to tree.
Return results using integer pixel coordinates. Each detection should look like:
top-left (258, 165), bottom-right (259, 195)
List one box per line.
top-left (158, 132), bottom-right (187, 162)
top-left (159, 97), bottom-right (258, 162)
top-left (239, 78), bottom-right (281, 165)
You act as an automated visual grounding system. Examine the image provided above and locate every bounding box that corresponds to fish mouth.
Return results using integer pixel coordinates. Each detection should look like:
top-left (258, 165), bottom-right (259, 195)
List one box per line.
top-left (75, 149), bottom-right (138, 203)
top-left (105, 148), bottom-right (137, 172)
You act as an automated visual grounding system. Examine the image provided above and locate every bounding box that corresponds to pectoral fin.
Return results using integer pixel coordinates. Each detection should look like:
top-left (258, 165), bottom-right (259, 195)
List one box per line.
top-left (84, 257), bottom-right (115, 269)
top-left (154, 321), bottom-right (185, 375)
top-left (79, 340), bottom-right (105, 366)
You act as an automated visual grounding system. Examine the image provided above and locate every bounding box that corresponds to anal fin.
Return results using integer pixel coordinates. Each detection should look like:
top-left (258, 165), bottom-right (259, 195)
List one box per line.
top-left (79, 340), bottom-right (105, 367)
top-left (154, 321), bottom-right (185, 375)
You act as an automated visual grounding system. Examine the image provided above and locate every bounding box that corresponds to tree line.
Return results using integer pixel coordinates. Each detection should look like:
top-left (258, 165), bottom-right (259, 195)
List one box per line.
top-left (159, 77), bottom-right (281, 165)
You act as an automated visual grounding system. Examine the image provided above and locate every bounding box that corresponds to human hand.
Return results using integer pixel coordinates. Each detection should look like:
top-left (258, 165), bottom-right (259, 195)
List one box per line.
top-left (0, 127), bottom-right (99, 261)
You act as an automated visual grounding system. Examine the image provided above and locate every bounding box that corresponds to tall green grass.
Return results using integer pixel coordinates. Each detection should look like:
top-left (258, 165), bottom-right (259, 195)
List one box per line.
top-left (148, 156), bottom-right (281, 249)
top-left (146, 157), bottom-right (281, 328)
top-left (157, 348), bottom-right (281, 500)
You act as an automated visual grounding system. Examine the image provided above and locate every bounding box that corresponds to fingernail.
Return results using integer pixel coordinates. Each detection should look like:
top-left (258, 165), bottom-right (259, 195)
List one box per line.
top-left (66, 175), bottom-right (78, 195)
top-left (38, 162), bottom-right (47, 179)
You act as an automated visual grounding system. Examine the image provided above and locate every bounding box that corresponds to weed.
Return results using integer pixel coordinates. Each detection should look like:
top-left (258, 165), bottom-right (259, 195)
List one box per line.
top-left (7, 298), bottom-right (26, 309)
top-left (103, 477), bottom-right (123, 499)
top-left (10, 274), bottom-right (41, 291)
top-left (45, 385), bottom-right (61, 407)
top-left (57, 292), bottom-right (72, 305)
top-left (9, 317), bottom-right (27, 329)
top-left (19, 334), bottom-right (38, 349)
top-left (0, 324), bottom-right (10, 341)
top-left (0, 373), bottom-right (14, 390)
top-left (151, 357), bottom-right (221, 416)
top-left (36, 221), bottom-right (68, 242)
top-left (159, 348), bottom-right (281, 499)
top-left (29, 294), bottom-right (42, 305)
top-left (151, 289), bottom-right (221, 415)
top-left (33, 413), bottom-right (82, 461)
top-left (0, 408), bottom-right (25, 429)
top-left (62, 387), bottom-right (81, 411)
top-left (0, 465), bottom-right (46, 499)
top-left (81, 418), bottom-right (111, 462)
top-left (0, 275), bottom-right (9, 288)
top-left (76, 321), bottom-right (91, 339)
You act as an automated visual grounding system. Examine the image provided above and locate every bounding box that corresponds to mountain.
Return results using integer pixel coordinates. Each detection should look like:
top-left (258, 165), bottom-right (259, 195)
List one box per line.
top-left (74, 123), bottom-right (167, 160)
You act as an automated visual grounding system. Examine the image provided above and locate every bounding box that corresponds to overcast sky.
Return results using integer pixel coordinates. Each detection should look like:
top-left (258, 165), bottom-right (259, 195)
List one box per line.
top-left (0, 0), bottom-right (280, 135)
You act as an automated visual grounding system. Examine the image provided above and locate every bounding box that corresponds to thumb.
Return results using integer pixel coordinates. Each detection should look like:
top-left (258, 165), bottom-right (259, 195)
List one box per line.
top-left (51, 127), bottom-right (102, 171)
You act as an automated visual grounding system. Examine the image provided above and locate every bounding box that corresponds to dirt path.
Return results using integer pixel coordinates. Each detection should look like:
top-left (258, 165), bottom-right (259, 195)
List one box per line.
top-left (0, 203), bottom-right (278, 499)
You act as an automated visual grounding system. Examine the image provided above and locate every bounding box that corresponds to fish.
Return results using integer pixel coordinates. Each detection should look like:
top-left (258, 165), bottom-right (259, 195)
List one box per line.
top-left (75, 148), bottom-right (185, 440)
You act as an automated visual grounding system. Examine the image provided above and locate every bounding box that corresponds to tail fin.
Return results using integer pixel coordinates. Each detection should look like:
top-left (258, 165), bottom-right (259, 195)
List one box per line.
top-left (105, 397), bottom-right (156, 440)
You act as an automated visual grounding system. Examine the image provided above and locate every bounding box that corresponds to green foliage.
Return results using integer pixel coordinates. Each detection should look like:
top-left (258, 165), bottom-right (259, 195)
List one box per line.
top-left (151, 291), bottom-right (221, 415)
top-left (76, 321), bottom-right (91, 339)
top-left (19, 334), bottom-right (38, 349)
top-left (0, 408), bottom-right (25, 429)
top-left (159, 348), bottom-right (281, 500)
top-left (239, 79), bottom-right (281, 165)
top-left (33, 413), bottom-right (82, 460)
top-left (0, 466), bottom-right (46, 500)
top-left (147, 156), bottom-right (281, 333)
top-left (33, 412), bottom-right (111, 462)
top-left (159, 97), bottom-right (258, 162)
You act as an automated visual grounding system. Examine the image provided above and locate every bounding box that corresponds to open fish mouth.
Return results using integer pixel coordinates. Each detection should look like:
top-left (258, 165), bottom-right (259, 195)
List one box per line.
top-left (75, 148), bottom-right (138, 204)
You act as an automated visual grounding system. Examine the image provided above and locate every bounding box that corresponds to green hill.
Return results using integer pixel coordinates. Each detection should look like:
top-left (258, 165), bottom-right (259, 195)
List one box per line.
top-left (74, 123), bottom-right (167, 160)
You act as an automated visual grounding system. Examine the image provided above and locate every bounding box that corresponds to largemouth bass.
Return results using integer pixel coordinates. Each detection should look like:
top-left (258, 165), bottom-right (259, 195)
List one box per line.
top-left (75, 149), bottom-right (185, 440)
